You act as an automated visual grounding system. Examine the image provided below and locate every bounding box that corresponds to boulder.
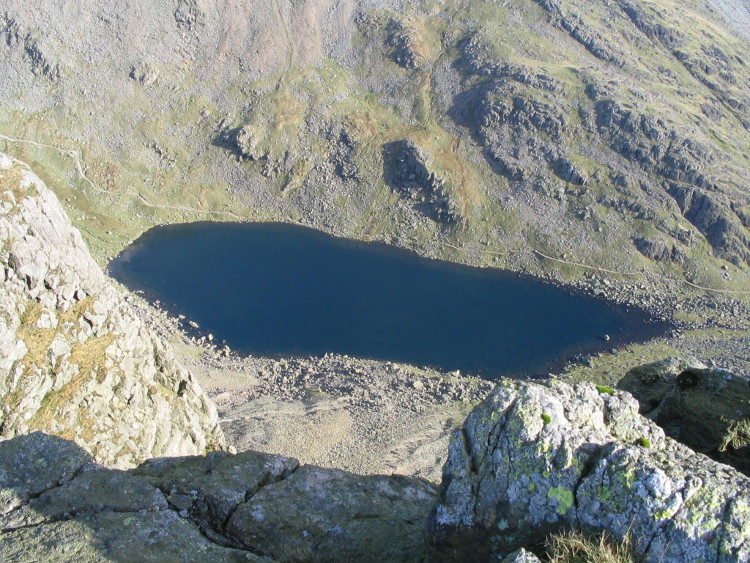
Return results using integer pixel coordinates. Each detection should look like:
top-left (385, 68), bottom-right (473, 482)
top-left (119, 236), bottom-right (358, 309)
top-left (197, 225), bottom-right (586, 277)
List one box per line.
top-left (501, 548), bottom-right (542, 563)
top-left (234, 124), bottom-right (265, 161)
top-left (132, 450), bottom-right (299, 544)
top-left (0, 433), bottom-right (266, 562)
top-left (226, 465), bottom-right (437, 561)
top-left (1, 508), bottom-right (265, 563)
top-left (0, 431), bottom-right (92, 513)
top-left (1, 432), bottom-right (436, 562)
top-left (429, 379), bottom-right (750, 562)
top-left (632, 236), bottom-right (684, 264)
top-left (129, 63), bottom-right (158, 86)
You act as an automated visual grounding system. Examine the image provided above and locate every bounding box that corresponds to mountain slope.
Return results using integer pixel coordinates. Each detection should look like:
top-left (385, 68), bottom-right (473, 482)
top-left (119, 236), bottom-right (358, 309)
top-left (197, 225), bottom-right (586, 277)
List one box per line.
top-left (0, 152), bottom-right (225, 467)
top-left (0, 0), bottom-right (748, 291)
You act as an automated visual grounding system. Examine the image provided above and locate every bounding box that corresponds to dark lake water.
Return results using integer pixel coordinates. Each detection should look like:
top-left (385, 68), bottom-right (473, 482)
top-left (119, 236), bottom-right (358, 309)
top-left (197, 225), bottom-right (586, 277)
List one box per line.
top-left (109, 222), bottom-right (664, 379)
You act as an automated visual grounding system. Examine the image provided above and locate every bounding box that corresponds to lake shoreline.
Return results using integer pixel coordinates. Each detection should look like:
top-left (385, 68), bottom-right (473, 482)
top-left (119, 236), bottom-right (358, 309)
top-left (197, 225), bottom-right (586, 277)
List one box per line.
top-left (109, 221), bottom-right (675, 380)
top-left (110, 231), bottom-right (750, 480)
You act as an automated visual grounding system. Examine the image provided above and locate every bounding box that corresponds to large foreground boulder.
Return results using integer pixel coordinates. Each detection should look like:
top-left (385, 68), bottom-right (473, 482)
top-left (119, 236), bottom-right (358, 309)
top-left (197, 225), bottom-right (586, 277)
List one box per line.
top-left (0, 432), bottom-right (436, 562)
top-left (429, 379), bottom-right (750, 562)
top-left (0, 153), bottom-right (224, 466)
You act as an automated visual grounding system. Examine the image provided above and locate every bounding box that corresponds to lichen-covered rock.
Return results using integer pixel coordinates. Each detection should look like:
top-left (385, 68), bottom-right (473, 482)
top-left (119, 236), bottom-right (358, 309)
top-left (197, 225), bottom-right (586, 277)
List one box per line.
top-left (619, 358), bottom-right (750, 475)
top-left (227, 465), bottom-right (438, 561)
top-left (0, 431), bottom-right (92, 514)
top-left (0, 433), bottom-right (266, 562)
top-left (0, 154), bottom-right (225, 467)
top-left (0, 508), bottom-right (264, 563)
top-left (132, 450), bottom-right (299, 545)
top-left (429, 379), bottom-right (750, 562)
top-left (1, 432), bottom-right (434, 562)
top-left (1, 467), bottom-right (168, 531)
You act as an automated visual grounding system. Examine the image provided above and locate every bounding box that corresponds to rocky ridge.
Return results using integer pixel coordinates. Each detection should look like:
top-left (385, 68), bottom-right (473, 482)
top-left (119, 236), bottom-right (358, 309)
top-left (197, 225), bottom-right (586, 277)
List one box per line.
top-left (0, 152), bottom-right (224, 467)
top-left (2, 378), bottom-right (749, 562)
top-left (0, 432), bottom-right (436, 562)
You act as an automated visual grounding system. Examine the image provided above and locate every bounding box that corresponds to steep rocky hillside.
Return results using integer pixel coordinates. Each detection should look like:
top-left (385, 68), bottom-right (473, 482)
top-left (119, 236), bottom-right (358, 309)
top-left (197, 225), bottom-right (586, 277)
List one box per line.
top-left (0, 0), bottom-right (747, 292)
top-left (0, 152), bottom-right (225, 466)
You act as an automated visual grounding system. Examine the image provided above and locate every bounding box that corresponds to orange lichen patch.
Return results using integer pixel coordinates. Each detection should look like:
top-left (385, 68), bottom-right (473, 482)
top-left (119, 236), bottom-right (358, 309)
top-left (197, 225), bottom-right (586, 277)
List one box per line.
top-left (0, 166), bottom-right (33, 208)
top-left (274, 92), bottom-right (305, 132)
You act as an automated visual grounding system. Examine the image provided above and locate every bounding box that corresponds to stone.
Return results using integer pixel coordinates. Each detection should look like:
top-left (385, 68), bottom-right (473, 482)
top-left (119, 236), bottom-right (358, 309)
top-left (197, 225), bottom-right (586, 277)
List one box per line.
top-left (0, 509), bottom-right (266, 562)
top-left (500, 548), bottom-right (542, 563)
top-left (129, 63), bottom-right (158, 86)
top-left (1, 432), bottom-right (433, 561)
top-left (2, 469), bottom-right (168, 530)
top-left (132, 450), bottom-right (298, 540)
top-left (429, 379), bottom-right (750, 562)
top-left (227, 465), bottom-right (437, 561)
top-left (234, 124), bottom-right (265, 161)
top-left (0, 432), bottom-right (92, 513)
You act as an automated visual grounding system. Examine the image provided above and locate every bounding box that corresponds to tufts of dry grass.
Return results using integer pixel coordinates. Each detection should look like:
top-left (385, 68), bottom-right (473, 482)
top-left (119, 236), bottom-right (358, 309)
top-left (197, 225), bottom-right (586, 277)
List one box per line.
top-left (545, 530), bottom-right (640, 563)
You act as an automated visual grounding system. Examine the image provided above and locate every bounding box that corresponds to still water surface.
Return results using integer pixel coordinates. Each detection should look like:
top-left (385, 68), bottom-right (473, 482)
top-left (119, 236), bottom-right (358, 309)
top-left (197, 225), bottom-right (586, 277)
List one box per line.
top-left (109, 222), bottom-right (662, 378)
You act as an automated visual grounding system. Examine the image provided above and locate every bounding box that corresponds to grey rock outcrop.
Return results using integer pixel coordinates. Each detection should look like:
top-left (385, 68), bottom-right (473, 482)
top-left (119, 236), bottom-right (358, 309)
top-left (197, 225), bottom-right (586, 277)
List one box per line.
top-left (387, 17), bottom-right (428, 70)
top-left (1, 432), bottom-right (436, 562)
top-left (129, 63), bottom-right (158, 86)
top-left (0, 12), bottom-right (61, 81)
top-left (429, 379), bottom-right (750, 562)
top-left (132, 450), bottom-right (300, 546)
top-left (384, 140), bottom-right (460, 224)
top-left (225, 465), bottom-right (436, 561)
top-left (0, 153), bottom-right (224, 467)
top-left (233, 124), bottom-right (266, 161)
top-left (632, 236), bottom-right (684, 264)
top-left (0, 433), bottom-right (266, 562)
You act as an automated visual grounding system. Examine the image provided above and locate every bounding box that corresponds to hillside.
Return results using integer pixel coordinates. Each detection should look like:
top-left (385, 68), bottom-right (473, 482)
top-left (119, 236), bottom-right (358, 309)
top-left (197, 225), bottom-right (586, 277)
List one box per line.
top-left (2, 3), bottom-right (750, 557)
top-left (0, 0), bottom-right (748, 294)
top-left (1, 0), bottom-right (749, 483)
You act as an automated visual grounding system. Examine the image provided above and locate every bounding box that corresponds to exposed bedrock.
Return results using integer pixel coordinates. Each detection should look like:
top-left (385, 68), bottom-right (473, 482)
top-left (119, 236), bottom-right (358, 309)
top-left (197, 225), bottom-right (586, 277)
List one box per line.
top-left (619, 358), bottom-right (750, 476)
top-left (0, 153), bottom-right (225, 467)
top-left (0, 432), bottom-right (436, 562)
top-left (383, 139), bottom-right (460, 224)
top-left (429, 379), bottom-right (750, 562)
